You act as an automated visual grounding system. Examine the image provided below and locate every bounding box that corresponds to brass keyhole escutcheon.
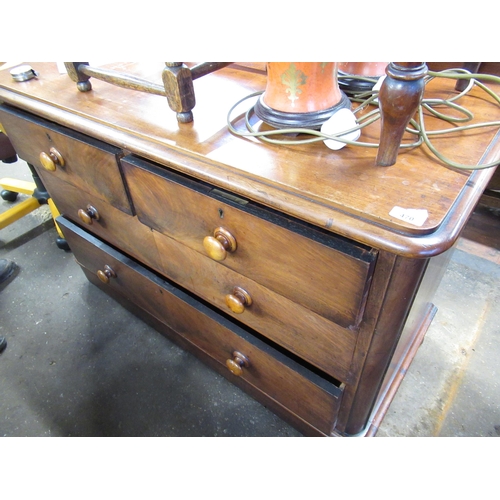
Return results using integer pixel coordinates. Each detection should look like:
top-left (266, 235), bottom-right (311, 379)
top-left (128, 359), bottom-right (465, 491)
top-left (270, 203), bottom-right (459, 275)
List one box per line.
top-left (78, 205), bottom-right (100, 225)
top-left (203, 227), bottom-right (237, 261)
top-left (225, 286), bottom-right (252, 314)
top-left (97, 265), bottom-right (116, 284)
top-left (226, 351), bottom-right (250, 377)
top-left (39, 147), bottom-right (64, 171)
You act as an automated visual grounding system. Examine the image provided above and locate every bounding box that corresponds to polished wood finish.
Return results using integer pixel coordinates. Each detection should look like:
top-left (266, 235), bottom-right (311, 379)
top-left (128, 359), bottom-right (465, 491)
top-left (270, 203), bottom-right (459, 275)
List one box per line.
top-left (151, 226), bottom-right (356, 381)
top-left (78, 204), bottom-right (100, 225)
top-left (454, 63), bottom-right (482, 92)
top-left (225, 286), bottom-right (252, 314)
top-left (65, 62), bottom-right (232, 123)
top-left (162, 63), bottom-right (196, 123)
top-left (121, 155), bottom-right (376, 330)
top-left (39, 147), bottom-right (64, 171)
top-left (1, 62), bottom-right (498, 436)
top-left (59, 217), bottom-right (343, 435)
top-left (1, 64), bottom-right (497, 254)
top-left (16, 165), bottom-right (162, 271)
top-left (64, 62), bottom-right (92, 91)
top-left (376, 63), bottom-right (428, 166)
top-left (97, 264), bottom-right (116, 284)
top-left (338, 253), bottom-right (429, 433)
top-left (0, 107), bottom-right (132, 215)
top-left (226, 351), bottom-right (250, 377)
top-left (203, 226), bottom-right (238, 261)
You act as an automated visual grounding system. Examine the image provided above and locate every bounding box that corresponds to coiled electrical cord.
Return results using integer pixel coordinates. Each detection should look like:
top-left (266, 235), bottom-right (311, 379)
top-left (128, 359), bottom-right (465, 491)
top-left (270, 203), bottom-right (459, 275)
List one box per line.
top-left (226, 68), bottom-right (500, 171)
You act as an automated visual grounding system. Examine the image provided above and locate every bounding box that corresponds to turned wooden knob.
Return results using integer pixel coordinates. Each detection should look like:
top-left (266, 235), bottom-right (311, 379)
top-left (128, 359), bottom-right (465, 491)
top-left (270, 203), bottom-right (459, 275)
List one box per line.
top-left (78, 205), bottom-right (100, 225)
top-left (97, 264), bottom-right (116, 284)
top-left (226, 351), bottom-right (250, 377)
top-left (203, 227), bottom-right (237, 261)
top-left (39, 147), bottom-right (64, 171)
top-left (225, 286), bottom-right (252, 314)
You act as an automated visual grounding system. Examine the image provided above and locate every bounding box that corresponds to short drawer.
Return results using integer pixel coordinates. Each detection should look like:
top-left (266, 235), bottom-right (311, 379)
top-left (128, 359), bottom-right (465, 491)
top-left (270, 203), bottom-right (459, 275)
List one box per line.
top-left (121, 155), bottom-right (377, 329)
top-left (39, 173), bottom-right (161, 272)
top-left (57, 217), bottom-right (343, 435)
top-left (0, 105), bottom-right (132, 214)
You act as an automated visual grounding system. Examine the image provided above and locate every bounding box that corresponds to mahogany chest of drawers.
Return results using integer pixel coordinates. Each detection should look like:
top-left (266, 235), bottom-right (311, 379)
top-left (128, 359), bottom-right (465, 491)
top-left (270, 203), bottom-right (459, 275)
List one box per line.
top-left (1, 63), bottom-right (498, 436)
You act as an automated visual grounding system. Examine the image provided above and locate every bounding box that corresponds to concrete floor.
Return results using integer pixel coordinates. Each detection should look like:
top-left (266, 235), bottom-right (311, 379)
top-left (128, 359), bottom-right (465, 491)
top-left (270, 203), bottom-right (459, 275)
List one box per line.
top-left (1, 157), bottom-right (499, 437)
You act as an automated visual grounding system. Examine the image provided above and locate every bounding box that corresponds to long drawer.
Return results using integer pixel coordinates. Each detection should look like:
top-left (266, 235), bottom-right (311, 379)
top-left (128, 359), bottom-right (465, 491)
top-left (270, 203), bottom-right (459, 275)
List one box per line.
top-left (36, 163), bottom-right (355, 381)
top-left (151, 228), bottom-right (356, 382)
top-left (55, 174), bottom-right (357, 381)
top-left (121, 155), bottom-right (377, 329)
top-left (57, 217), bottom-right (344, 435)
top-left (0, 105), bottom-right (132, 214)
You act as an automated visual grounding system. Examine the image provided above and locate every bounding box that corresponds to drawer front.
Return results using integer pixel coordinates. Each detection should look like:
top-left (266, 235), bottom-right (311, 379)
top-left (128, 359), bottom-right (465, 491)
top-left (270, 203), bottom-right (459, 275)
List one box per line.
top-left (0, 105), bottom-right (132, 215)
top-left (37, 173), bottom-right (161, 272)
top-left (121, 155), bottom-right (377, 329)
top-left (152, 228), bottom-right (356, 382)
top-left (49, 172), bottom-right (356, 382)
top-left (57, 217), bottom-right (343, 435)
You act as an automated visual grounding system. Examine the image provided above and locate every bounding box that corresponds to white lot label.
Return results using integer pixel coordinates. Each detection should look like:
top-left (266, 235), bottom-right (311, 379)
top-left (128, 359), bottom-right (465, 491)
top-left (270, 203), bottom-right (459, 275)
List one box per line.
top-left (389, 206), bottom-right (429, 227)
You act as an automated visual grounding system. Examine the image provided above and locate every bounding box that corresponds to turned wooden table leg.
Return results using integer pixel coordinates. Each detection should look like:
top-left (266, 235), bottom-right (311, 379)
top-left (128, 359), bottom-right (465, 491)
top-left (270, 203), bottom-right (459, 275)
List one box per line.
top-left (455, 62), bottom-right (481, 92)
top-left (376, 62), bottom-right (428, 167)
top-left (162, 63), bottom-right (196, 123)
top-left (64, 62), bottom-right (92, 92)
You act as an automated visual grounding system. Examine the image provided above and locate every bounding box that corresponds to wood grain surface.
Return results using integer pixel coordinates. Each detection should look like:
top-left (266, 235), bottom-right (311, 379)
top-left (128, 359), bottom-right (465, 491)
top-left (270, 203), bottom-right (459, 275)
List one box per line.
top-left (1, 62), bottom-right (498, 256)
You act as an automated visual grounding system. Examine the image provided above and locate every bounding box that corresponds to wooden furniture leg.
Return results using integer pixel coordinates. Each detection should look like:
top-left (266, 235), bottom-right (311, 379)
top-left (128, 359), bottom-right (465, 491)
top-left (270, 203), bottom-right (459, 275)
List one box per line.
top-left (64, 62), bottom-right (92, 91)
top-left (162, 63), bottom-right (196, 123)
top-left (455, 63), bottom-right (481, 92)
top-left (161, 62), bottom-right (233, 123)
top-left (65, 62), bottom-right (232, 124)
top-left (376, 62), bottom-right (428, 167)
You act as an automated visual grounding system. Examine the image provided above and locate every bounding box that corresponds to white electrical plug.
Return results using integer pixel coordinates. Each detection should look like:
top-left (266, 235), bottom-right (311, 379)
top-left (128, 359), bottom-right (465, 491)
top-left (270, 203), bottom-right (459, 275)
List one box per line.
top-left (321, 107), bottom-right (360, 150)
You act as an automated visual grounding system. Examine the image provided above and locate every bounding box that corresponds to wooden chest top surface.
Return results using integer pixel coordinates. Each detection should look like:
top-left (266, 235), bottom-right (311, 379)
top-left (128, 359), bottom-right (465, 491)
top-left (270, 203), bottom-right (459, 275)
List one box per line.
top-left (1, 62), bottom-right (498, 257)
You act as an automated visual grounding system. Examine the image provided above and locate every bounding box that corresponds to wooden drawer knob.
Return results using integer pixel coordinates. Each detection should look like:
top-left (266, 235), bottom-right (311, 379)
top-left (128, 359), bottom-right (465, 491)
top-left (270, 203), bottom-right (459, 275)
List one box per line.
top-left (78, 205), bottom-right (100, 225)
top-left (97, 264), bottom-right (116, 284)
top-left (97, 264), bottom-right (116, 283)
top-left (203, 227), bottom-right (237, 261)
top-left (226, 351), bottom-right (250, 377)
top-left (225, 286), bottom-right (252, 314)
top-left (39, 147), bottom-right (64, 171)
